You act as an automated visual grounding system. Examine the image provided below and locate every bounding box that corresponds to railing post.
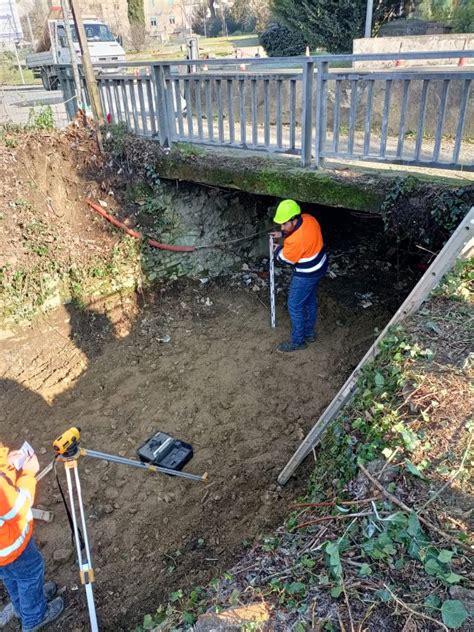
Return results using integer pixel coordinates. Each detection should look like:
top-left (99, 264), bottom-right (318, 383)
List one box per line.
top-left (162, 64), bottom-right (176, 144)
top-left (301, 59), bottom-right (314, 167)
top-left (58, 67), bottom-right (77, 122)
top-left (314, 60), bottom-right (329, 169)
top-left (153, 63), bottom-right (171, 146)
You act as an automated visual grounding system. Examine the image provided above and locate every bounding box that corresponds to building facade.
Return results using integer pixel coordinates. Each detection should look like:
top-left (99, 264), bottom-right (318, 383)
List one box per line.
top-left (144, 0), bottom-right (199, 41)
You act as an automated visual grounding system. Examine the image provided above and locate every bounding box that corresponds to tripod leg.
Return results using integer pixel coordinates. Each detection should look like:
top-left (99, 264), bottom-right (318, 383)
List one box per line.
top-left (64, 462), bottom-right (99, 632)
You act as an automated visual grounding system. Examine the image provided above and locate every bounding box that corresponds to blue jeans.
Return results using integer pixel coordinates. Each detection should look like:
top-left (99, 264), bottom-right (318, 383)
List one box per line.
top-left (288, 273), bottom-right (324, 345)
top-left (0, 538), bottom-right (47, 629)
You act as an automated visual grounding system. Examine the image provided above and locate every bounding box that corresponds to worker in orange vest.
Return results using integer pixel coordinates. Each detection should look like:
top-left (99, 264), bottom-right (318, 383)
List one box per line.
top-left (271, 199), bottom-right (328, 352)
top-left (0, 443), bottom-right (64, 631)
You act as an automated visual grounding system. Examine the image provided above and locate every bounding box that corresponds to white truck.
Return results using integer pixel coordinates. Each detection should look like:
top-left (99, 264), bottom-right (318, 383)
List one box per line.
top-left (26, 12), bottom-right (126, 91)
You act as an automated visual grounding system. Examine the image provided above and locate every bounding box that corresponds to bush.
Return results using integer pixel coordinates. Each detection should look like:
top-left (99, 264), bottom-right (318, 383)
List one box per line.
top-left (259, 22), bottom-right (306, 57)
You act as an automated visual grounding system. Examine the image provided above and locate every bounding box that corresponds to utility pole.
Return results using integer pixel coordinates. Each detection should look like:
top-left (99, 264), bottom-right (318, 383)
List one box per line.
top-left (365, 0), bottom-right (374, 38)
top-left (60, 0), bottom-right (82, 111)
top-left (68, 0), bottom-right (103, 122)
top-left (26, 13), bottom-right (35, 46)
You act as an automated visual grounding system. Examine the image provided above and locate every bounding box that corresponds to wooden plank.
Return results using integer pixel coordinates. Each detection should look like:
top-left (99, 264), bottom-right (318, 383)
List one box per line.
top-left (278, 207), bottom-right (474, 485)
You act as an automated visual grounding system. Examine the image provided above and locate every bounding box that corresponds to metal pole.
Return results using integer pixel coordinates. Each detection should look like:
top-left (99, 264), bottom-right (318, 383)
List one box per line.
top-left (26, 13), bottom-right (34, 46)
top-left (13, 42), bottom-right (25, 85)
top-left (60, 0), bottom-right (82, 111)
top-left (365, 0), bottom-right (374, 38)
top-left (68, 0), bottom-right (103, 122)
top-left (269, 235), bottom-right (276, 328)
top-left (64, 462), bottom-right (99, 632)
top-left (82, 448), bottom-right (207, 482)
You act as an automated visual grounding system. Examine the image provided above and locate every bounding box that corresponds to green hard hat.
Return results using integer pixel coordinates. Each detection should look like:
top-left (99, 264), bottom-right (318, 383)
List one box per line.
top-left (273, 199), bottom-right (301, 224)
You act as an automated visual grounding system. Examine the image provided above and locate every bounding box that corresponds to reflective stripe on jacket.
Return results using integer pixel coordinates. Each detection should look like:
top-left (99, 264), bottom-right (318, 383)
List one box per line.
top-left (275, 214), bottom-right (327, 277)
top-left (0, 455), bottom-right (36, 566)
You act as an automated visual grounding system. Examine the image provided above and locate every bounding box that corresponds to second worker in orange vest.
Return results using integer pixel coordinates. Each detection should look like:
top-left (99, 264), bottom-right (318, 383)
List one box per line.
top-left (0, 443), bottom-right (64, 632)
top-left (270, 199), bottom-right (328, 353)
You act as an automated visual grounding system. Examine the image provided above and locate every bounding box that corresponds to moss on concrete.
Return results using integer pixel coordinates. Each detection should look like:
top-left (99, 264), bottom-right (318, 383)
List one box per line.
top-left (155, 145), bottom-right (384, 212)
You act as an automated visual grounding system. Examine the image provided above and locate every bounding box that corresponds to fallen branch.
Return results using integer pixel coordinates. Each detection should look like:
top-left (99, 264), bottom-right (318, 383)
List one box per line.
top-left (296, 512), bottom-right (373, 530)
top-left (383, 584), bottom-right (448, 631)
top-left (342, 578), bottom-right (355, 632)
top-left (359, 463), bottom-right (473, 555)
top-left (290, 496), bottom-right (380, 510)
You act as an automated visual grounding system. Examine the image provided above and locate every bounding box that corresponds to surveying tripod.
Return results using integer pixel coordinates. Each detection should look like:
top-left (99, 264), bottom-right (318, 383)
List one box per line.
top-left (39, 428), bottom-right (207, 631)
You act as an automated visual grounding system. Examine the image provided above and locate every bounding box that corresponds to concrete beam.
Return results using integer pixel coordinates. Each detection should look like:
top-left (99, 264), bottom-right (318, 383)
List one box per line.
top-left (152, 143), bottom-right (467, 213)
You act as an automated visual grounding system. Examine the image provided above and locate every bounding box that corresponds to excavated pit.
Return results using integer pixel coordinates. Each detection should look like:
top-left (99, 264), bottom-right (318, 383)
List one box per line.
top-left (0, 131), bottom-right (424, 631)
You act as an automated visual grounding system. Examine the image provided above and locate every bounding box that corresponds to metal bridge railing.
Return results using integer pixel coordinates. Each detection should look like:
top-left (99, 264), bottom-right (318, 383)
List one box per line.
top-left (57, 50), bottom-right (474, 171)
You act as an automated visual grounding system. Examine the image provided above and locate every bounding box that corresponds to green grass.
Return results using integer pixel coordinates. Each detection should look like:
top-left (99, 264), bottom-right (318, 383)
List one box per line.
top-left (126, 33), bottom-right (260, 62)
top-left (0, 62), bottom-right (39, 86)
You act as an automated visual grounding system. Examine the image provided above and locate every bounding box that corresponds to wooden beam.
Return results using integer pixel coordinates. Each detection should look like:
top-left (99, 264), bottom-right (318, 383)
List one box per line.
top-left (278, 207), bottom-right (474, 485)
top-left (69, 0), bottom-right (103, 123)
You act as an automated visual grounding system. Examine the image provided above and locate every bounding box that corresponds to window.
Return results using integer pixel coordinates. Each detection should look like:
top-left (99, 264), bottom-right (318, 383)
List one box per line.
top-left (150, 17), bottom-right (157, 27)
top-left (169, 16), bottom-right (176, 25)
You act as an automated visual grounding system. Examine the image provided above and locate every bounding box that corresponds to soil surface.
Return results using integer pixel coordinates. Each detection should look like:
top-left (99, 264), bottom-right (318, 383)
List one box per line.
top-left (0, 265), bottom-right (404, 631)
top-left (0, 127), bottom-right (424, 631)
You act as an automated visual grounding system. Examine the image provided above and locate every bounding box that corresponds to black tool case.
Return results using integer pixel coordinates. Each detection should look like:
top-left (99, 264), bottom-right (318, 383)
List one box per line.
top-left (137, 431), bottom-right (193, 471)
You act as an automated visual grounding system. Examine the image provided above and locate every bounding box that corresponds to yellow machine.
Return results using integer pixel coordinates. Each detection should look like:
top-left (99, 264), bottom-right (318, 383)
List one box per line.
top-left (53, 427), bottom-right (81, 456)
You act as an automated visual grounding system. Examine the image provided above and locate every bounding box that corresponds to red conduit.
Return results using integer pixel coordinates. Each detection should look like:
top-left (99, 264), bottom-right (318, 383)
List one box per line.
top-left (85, 199), bottom-right (196, 253)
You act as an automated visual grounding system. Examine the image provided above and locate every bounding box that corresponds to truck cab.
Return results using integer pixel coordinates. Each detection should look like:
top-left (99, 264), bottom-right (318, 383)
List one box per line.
top-left (26, 18), bottom-right (126, 91)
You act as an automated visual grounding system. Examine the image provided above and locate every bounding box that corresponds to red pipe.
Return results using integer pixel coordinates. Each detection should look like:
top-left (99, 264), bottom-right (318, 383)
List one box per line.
top-left (85, 200), bottom-right (196, 253)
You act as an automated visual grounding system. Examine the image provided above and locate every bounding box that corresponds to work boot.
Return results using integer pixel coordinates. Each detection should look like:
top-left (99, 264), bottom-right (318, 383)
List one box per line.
top-left (277, 341), bottom-right (307, 353)
top-left (305, 334), bottom-right (317, 343)
top-left (22, 596), bottom-right (64, 632)
top-left (2, 582), bottom-right (58, 625)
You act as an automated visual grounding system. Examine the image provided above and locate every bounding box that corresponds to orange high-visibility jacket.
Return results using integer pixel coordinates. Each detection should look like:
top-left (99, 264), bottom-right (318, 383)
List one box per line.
top-left (0, 449), bottom-right (36, 566)
top-left (275, 213), bottom-right (327, 277)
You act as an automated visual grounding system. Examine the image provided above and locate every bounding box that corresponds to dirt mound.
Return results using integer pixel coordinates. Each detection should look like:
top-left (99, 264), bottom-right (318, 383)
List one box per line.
top-left (0, 127), bottom-right (135, 324)
top-left (0, 127), bottom-right (113, 268)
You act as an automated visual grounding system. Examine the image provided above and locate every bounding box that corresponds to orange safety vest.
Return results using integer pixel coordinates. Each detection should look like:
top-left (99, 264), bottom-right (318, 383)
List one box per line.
top-left (0, 448), bottom-right (35, 566)
top-left (275, 214), bottom-right (327, 276)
